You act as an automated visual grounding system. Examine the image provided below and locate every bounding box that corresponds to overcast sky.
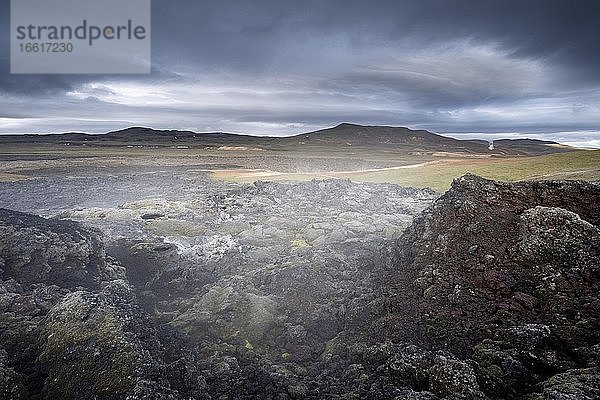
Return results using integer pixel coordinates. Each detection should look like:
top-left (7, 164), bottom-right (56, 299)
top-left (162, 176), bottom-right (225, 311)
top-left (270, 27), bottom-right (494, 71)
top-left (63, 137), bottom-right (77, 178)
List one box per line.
top-left (1, 0), bottom-right (599, 146)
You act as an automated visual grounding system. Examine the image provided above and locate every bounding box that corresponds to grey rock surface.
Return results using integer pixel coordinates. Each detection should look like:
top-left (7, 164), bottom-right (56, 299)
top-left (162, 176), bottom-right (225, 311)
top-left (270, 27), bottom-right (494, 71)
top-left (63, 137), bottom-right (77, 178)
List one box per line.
top-left (0, 171), bottom-right (598, 399)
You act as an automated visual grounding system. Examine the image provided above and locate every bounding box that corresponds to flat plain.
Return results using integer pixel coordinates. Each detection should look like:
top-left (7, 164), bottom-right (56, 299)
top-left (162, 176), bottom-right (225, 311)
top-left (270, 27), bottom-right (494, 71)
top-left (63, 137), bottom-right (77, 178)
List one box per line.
top-left (1, 124), bottom-right (598, 191)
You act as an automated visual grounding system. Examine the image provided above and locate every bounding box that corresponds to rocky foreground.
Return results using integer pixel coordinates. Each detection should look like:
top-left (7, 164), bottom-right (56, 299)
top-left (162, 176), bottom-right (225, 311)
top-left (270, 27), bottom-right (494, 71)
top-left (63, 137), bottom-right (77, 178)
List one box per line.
top-left (0, 174), bottom-right (598, 399)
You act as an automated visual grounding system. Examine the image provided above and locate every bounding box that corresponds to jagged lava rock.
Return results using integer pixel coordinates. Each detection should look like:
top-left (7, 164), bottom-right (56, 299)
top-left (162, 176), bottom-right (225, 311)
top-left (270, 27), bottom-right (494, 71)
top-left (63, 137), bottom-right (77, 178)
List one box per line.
top-left (0, 209), bottom-right (206, 399)
top-left (371, 174), bottom-right (599, 398)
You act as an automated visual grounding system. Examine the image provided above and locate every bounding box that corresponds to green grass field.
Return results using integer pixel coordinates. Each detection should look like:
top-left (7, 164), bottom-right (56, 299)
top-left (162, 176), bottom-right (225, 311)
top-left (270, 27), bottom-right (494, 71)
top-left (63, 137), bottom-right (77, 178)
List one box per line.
top-left (337, 150), bottom-right (600, 191)
top-left (1, 142), bottom-right (598, 191)
top-left (211, 150), bottom-right (600, 192)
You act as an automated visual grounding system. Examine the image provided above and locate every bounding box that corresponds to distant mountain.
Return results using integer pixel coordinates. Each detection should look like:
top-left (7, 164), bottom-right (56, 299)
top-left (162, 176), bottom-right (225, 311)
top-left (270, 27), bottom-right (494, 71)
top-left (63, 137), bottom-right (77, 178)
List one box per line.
top-left (105, 127), bottom-right (267, 145)
top-left (281, 123), bottom-right (568, 155)
top-left (0, 123), bottom-right (573, 156)
top-left (292, 123), bottom-right (464, 146)
top-left (285, 123), bottom-right (483, 151)
top-left (106, 127), bottom-right (200, 139)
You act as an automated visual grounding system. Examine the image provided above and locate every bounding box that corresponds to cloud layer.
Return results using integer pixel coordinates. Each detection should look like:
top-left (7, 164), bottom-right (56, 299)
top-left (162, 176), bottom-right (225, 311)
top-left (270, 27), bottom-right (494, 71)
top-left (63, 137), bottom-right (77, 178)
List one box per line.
top-left (1, 0), bottom-right (599, 146)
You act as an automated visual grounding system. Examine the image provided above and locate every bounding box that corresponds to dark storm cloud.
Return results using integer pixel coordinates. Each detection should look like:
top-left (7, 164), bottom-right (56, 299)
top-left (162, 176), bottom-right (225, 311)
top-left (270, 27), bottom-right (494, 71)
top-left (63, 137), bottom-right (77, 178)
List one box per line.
top-left (0, 0), bottom-right (599, 144)
top-left (0, 5), bottom-right (79, 94)
top-left (4, 0), bottom-right (599, 91)
top-left (0, 4), bottom-right (181, 95)
top-left (151, 0), bottom-right (600, 83)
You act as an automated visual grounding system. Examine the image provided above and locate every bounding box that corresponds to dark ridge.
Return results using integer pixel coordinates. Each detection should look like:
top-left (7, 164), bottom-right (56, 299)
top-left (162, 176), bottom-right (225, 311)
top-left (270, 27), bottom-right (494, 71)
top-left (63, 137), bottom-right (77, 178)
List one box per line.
top-left (495, 138), bottom-right (560, 145)
top-left (0, 124), bottom-right (577, 155)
